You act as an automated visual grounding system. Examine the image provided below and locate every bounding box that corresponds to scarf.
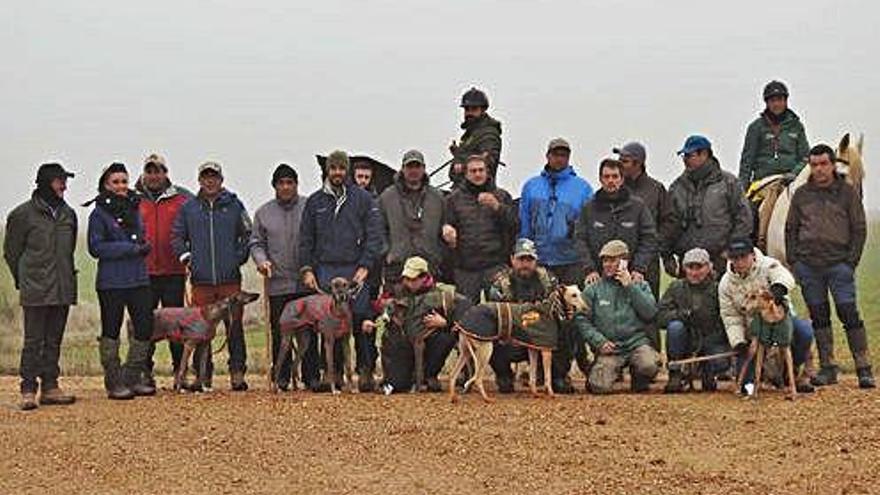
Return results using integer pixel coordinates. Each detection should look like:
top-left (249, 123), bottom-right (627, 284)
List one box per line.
top-left (322, 179), bottom-right (347, 217)
top-left (93, 191), bottom-right (141, 239)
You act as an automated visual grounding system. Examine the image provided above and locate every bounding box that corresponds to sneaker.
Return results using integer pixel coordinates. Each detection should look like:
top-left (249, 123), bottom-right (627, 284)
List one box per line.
top-left (40, 387), bottom-right (76, 406)
top-left (810, 366), bottom-right (838, 387)
top-left (553, 379), bottom-right (575, 395)
top-left (358, 373), bottom-right (375, 393)
top-left (496, 375), bottom-right (514, 394)
top-left (664, 370), bottom-right (685, 394)
top-left (20, 392), bottom-right (38, 411)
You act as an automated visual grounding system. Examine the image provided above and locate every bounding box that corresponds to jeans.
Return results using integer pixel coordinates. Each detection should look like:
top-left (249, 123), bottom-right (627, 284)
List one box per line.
top-left (98, 286), bottom-right (154, 341)
top-left (794, 261), bottom-right (862, 329)
top-left (665, 320), bottom-right (731, 374)
top-left (20, 305), bottom-right (70, 393)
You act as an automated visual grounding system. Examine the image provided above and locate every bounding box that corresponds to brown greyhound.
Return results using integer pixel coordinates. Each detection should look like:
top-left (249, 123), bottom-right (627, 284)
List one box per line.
top-left (275, 277), bottom-right (357, 394)
top-left (149, 291), bottom-right (260, 392)
top-left (737, 288), bottom-right (797, 401)
top-left (449, 285), bottom-right (587, 403)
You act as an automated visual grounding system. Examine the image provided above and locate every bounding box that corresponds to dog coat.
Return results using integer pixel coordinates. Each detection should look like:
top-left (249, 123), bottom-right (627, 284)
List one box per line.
top-left (749, 314), bottom-right (793, 347)
top-left (456, 302), bottom-right (559, 350)
top-left (152, 307), bottom-right (213, 343)
top-left (279, 294), bottom-right (352, 339)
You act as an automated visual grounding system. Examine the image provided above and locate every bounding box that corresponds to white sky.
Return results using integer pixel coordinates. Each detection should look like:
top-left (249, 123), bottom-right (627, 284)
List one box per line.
top-left (2, 0), bottom-right (878, 219)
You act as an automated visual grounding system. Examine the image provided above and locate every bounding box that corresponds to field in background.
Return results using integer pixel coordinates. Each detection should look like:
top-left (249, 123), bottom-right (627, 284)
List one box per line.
top-left (1, 224), bottom-right (878, 377)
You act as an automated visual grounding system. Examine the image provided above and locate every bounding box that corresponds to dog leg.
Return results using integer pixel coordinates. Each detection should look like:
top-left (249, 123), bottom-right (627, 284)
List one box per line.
top-left (736, 339), bottom-right (758, 396)
top-left (345, 334), bottom-right (357, 394)
top-left (528, 349), bottom-right (539, 397)
top-left (784, 346), bottom-right (797, 401)
top-left (542, 349), bottom-right (555, 398)
top-left (753, 344), bottom-right (765, 400)
top-left (448, 334), bottom-right (470, 404)
top-left (196, 342), bottom-right (210, 392)
top-left (473, 341), bottom-right (494, 404)
top-left (175, 342), bottom-right (194, 393)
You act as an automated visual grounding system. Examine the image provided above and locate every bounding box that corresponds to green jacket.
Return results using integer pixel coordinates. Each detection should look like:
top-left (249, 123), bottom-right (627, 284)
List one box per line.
top-left (738, 109), bottom-right (809, 185)
top-left (656, 278), bottom-right (726, 349)
top-left (450, 113), bottom-right (503, 182)
top-left (4, 193), bottom-right (78, 307)
top-left (399, 283), bottom-right (470, 339)
top-left (575, 278), bottom-right (656, 356)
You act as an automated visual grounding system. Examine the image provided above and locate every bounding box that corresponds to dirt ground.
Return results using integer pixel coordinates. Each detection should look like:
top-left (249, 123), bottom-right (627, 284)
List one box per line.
top-left (1, 375), bottom-right (878, 495)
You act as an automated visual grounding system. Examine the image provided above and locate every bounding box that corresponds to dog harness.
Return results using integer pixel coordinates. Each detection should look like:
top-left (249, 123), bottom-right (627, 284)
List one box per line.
top-left (152, 307), bottom-right (213, 343)
top-left (279, 294), bottom-right (353, 339)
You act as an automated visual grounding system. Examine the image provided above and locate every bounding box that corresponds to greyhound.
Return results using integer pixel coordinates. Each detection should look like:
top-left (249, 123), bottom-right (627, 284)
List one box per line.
top-left (448, 285), bottom-right (587, 403)
top-left (275, 277), bottom-right (358, 395)
top-left (737, 288), bottom-right (797, 401)
top-left (149, 291), bottom-right (260, 393)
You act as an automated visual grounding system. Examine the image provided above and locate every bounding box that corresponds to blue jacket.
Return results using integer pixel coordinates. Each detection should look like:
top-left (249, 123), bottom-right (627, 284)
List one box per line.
top-left (299, 183), bottom-right (382, 271)
top-left (171, 190), bottom-right (252, 286)
top-left (87, 206), bottom-right (150, 291)
top-left (519, 166), bottom-right (594, 267)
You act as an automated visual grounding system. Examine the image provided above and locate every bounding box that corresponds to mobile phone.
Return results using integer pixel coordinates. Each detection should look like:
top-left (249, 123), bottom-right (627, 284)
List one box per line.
top-left (619, 259), bottom-right (629, 271)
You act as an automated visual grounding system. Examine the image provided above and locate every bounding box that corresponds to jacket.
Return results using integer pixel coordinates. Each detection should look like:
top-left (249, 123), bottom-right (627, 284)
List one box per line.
top-left (450, 113), bottom-right (503, 181)
top-left (718, 248), bottom-right (795, 348)
top-left (3, 193), bottom-right (78, 306)
top-left (785, 176), bottom-right (866, 268)
top-left (378, 176), bottom-right (445, 272)
top-left (444, 181), bottom-right (517, 270)
top-left (656, 277), bottom-right (726, 349)
top-left (171, 189), bottom-right (252, 286)
top-left (250, 196), bottom-right (306, 296)
top-left (665, 157), bottom-right (753, 258)
top-left (87, 203), bottom-right (150, 291)
top-left (136, 180), bottom-right (193, 277)
top-left (299, 182), bottom-right (382, 272)
top-left (575, 278), bottom-right (657, 356)
top-left (519, 165), bottom-right (594, 267)
top-left (625, 171), bottom-right (674, 250)
top-left (575, 187), bottom-right (658, 275)
top-left (739, 109), bottom-right (810, 185)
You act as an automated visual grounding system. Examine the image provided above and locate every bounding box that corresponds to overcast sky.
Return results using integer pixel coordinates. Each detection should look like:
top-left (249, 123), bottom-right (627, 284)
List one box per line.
top-left (3, 0), bottom-right (878, 220)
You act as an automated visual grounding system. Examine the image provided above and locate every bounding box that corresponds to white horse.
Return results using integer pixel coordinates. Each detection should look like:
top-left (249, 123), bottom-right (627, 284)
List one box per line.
top-left (755, 133), bottom-right (865, 264)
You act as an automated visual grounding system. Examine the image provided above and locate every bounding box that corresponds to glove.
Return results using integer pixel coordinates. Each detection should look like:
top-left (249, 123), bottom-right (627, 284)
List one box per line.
top-left (663, 255), bottom-right (679, 278)
top-left (769, 283), bottom-right (788, 306)
top-left (780, 172), bottom-right (797, 186)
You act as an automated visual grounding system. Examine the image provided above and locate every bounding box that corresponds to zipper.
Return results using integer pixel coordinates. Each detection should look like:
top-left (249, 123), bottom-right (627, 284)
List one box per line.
top-left (208, 201), bottom-right (217, 285)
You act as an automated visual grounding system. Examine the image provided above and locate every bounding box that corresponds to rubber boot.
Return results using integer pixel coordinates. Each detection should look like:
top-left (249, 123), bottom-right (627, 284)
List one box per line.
top-left (99, 338), bottom-right (134, 400)
top-left (124, 339), bottom-right (157, 396)
top-left (846, 326), bottom-right (875, 389)
top-left (810, 327), bottom-right (838, 386)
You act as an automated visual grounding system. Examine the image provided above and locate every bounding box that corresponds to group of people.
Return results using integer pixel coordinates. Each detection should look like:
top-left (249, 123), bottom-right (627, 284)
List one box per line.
top-left (4, 81), bottom-right (873, 411)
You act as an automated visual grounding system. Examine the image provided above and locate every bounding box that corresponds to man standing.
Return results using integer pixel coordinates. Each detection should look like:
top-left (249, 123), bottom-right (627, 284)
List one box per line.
top-left (486, 239), bottom-right (557, 393)
top-left (658, 248), bottom-right (730, 393)
top-left (575, 240), bottom-right (659, 394)
top-left (614, 142), bottom-right (673, 298)
top-left (299, 150), bottom-right (382, 391)
top-left (442, 154), bottom-right (517, 303)
top-left (136, 153), bottom-right (192, 386)
top-left (739, 80), bottom-right (810, 187)
top-left (379, 149), bottom-right (445, 287)
top-left (250, 164), bottom-right (308, 392)
top-left (786, 144), bottom-right (873, 388)
top-left (520, 137), bottom-right (593, 392)
top-left (4, 163), bottom-right (78, 410)
top-left (718, 238), bottom-right (815, 393)
top-left (172, 161), bottom-right (253, 391)
top-left (448, 87), bottom-right (503, 186)
top-left (665, 135), bottom-right (752, 277)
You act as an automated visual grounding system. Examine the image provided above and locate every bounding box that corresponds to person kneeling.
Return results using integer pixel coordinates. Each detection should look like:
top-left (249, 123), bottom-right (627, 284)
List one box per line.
top-left (659, 248), bottom-right (731, 393)
top-left (575, 240), bottom-right (659, 394)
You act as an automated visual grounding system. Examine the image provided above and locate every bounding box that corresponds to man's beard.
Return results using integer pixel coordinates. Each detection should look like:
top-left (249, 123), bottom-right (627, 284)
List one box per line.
top-left (514, 268), bottom-right (535, 279)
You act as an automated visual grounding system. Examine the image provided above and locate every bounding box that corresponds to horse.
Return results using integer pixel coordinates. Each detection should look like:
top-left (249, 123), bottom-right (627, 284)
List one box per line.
top-left (751, 133), bottom-right (865, 264)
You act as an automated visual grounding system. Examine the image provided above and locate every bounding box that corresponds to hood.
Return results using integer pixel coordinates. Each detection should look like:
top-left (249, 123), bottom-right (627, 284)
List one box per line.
top-left (540, 165), bottom-right (578, 182)
top-left (761, 107), bottom-right (800, 125)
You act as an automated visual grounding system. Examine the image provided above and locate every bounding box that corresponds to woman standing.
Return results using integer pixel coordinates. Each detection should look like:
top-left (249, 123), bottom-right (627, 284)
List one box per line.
top-left (87, 162), bottom-right (155, 399)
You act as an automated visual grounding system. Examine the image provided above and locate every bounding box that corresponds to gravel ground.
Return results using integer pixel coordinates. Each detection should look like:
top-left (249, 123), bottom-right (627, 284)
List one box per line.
top-left (1, 375), bottom-right (878, 495)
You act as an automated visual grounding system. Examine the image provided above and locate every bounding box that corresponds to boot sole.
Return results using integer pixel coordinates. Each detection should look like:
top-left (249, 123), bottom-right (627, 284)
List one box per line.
top-left (40, 398), bottom-right (76, 406)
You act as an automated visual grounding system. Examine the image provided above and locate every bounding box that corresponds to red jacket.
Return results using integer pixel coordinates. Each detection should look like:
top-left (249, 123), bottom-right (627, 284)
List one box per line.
top-left (137, 181), bottom-right (193, 276)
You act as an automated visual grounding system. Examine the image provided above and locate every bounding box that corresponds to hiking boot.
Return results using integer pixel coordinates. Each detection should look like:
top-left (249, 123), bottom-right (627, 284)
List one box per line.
top-left (40, 387), bottom-right (76, 406)
top-left (496, 375), bottom-right (514, 394)
top-left (358, 372), bottom-right (375, 393)
top-left (124, 340), bottom-right (156, 397)
top-left (810, 365), bottom-right (838, 387)
top-left (20, 392), bottom-right (38, 411)
top-left (796, 380), bottom-right (815, 394)
top-left (664, 370), bottom-right (686, 394)
top-left (310, 380), bottom-right (331, 393)
top-left (425, 377), bottom-right (442, 393)
top-left (857, 367), bottom-right (876, 389)
top-left (99, 338), bottom-right (135, 401)
top-left (230, 371), bottom-right (249, 392)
